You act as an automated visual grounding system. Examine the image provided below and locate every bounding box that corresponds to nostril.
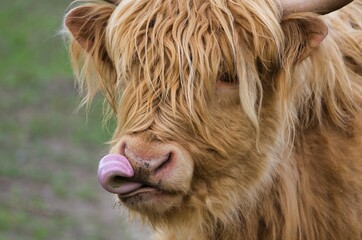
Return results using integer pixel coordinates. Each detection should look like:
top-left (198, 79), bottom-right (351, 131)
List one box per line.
top-left (106, 176), bottom-right (143, 194)
top-left (154, 152), bottom-right (173, 175)
top-left (109, 176), bottom-right (128, 188)
top-left (114, 181), bottom-right (142, 194)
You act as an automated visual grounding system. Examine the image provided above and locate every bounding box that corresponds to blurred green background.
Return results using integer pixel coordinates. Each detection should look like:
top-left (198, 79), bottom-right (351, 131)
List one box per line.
top-left (0, 1), bottom-right (148, 239)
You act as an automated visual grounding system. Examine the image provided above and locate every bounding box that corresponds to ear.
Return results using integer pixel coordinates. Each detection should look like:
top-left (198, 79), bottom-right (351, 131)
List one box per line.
top-left (281, 14), bottom-right (328, 62)
top-left (65, 4), bottom-right (114, 52)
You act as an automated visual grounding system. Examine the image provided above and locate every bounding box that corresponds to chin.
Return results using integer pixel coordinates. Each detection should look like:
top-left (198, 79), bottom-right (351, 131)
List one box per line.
top-left (118, 188), bottom-right (185, 216)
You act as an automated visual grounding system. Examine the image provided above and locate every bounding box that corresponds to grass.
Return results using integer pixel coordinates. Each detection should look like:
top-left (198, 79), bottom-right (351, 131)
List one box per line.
top-left (0, 1), bottom-right (148, 239)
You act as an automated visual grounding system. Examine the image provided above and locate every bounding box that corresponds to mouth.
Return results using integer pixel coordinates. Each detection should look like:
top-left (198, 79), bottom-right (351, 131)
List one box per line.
top-left (118, 184), bottom-right (160, 199)
top-left (117, 183), bottom-right (183, 213)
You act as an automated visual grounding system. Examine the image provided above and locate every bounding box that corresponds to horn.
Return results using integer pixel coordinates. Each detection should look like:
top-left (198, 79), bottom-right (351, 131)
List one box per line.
top-left (280, 0), bottom-right (353, 15)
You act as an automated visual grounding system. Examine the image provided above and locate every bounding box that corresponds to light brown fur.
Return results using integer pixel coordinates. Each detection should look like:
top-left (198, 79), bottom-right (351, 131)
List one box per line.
top-left (64, 0), bottom-right (362, 239)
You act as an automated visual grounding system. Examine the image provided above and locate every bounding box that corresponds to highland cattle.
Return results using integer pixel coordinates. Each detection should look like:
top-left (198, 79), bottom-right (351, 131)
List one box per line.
top-left (64, 0), bottom-right (362, 239)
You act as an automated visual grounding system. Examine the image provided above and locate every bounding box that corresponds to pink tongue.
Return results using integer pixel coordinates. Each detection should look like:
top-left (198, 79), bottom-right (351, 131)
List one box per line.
top-left (97, 154), bottom-right (142, 194)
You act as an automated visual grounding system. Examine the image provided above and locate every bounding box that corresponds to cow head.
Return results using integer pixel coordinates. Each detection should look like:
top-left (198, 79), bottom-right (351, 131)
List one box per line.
top-left (64, 0), bottom-right (351, 228)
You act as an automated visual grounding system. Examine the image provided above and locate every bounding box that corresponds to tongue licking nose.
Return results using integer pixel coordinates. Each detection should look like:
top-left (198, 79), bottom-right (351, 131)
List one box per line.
top-left (97, 154), bottom-right (142, 194)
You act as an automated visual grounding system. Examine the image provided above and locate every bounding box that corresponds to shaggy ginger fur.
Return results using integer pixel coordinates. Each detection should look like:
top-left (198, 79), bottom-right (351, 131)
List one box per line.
top-left (64, 0), bottom-right (362, 239)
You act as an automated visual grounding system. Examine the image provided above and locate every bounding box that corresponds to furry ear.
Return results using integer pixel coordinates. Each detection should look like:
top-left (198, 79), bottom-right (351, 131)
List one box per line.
top-left (65, 4), bottom-right (114, 52)
top-left (281, 13), bottom-right (328, 62)
top-left (65, 4), bottom-right (118, 113)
